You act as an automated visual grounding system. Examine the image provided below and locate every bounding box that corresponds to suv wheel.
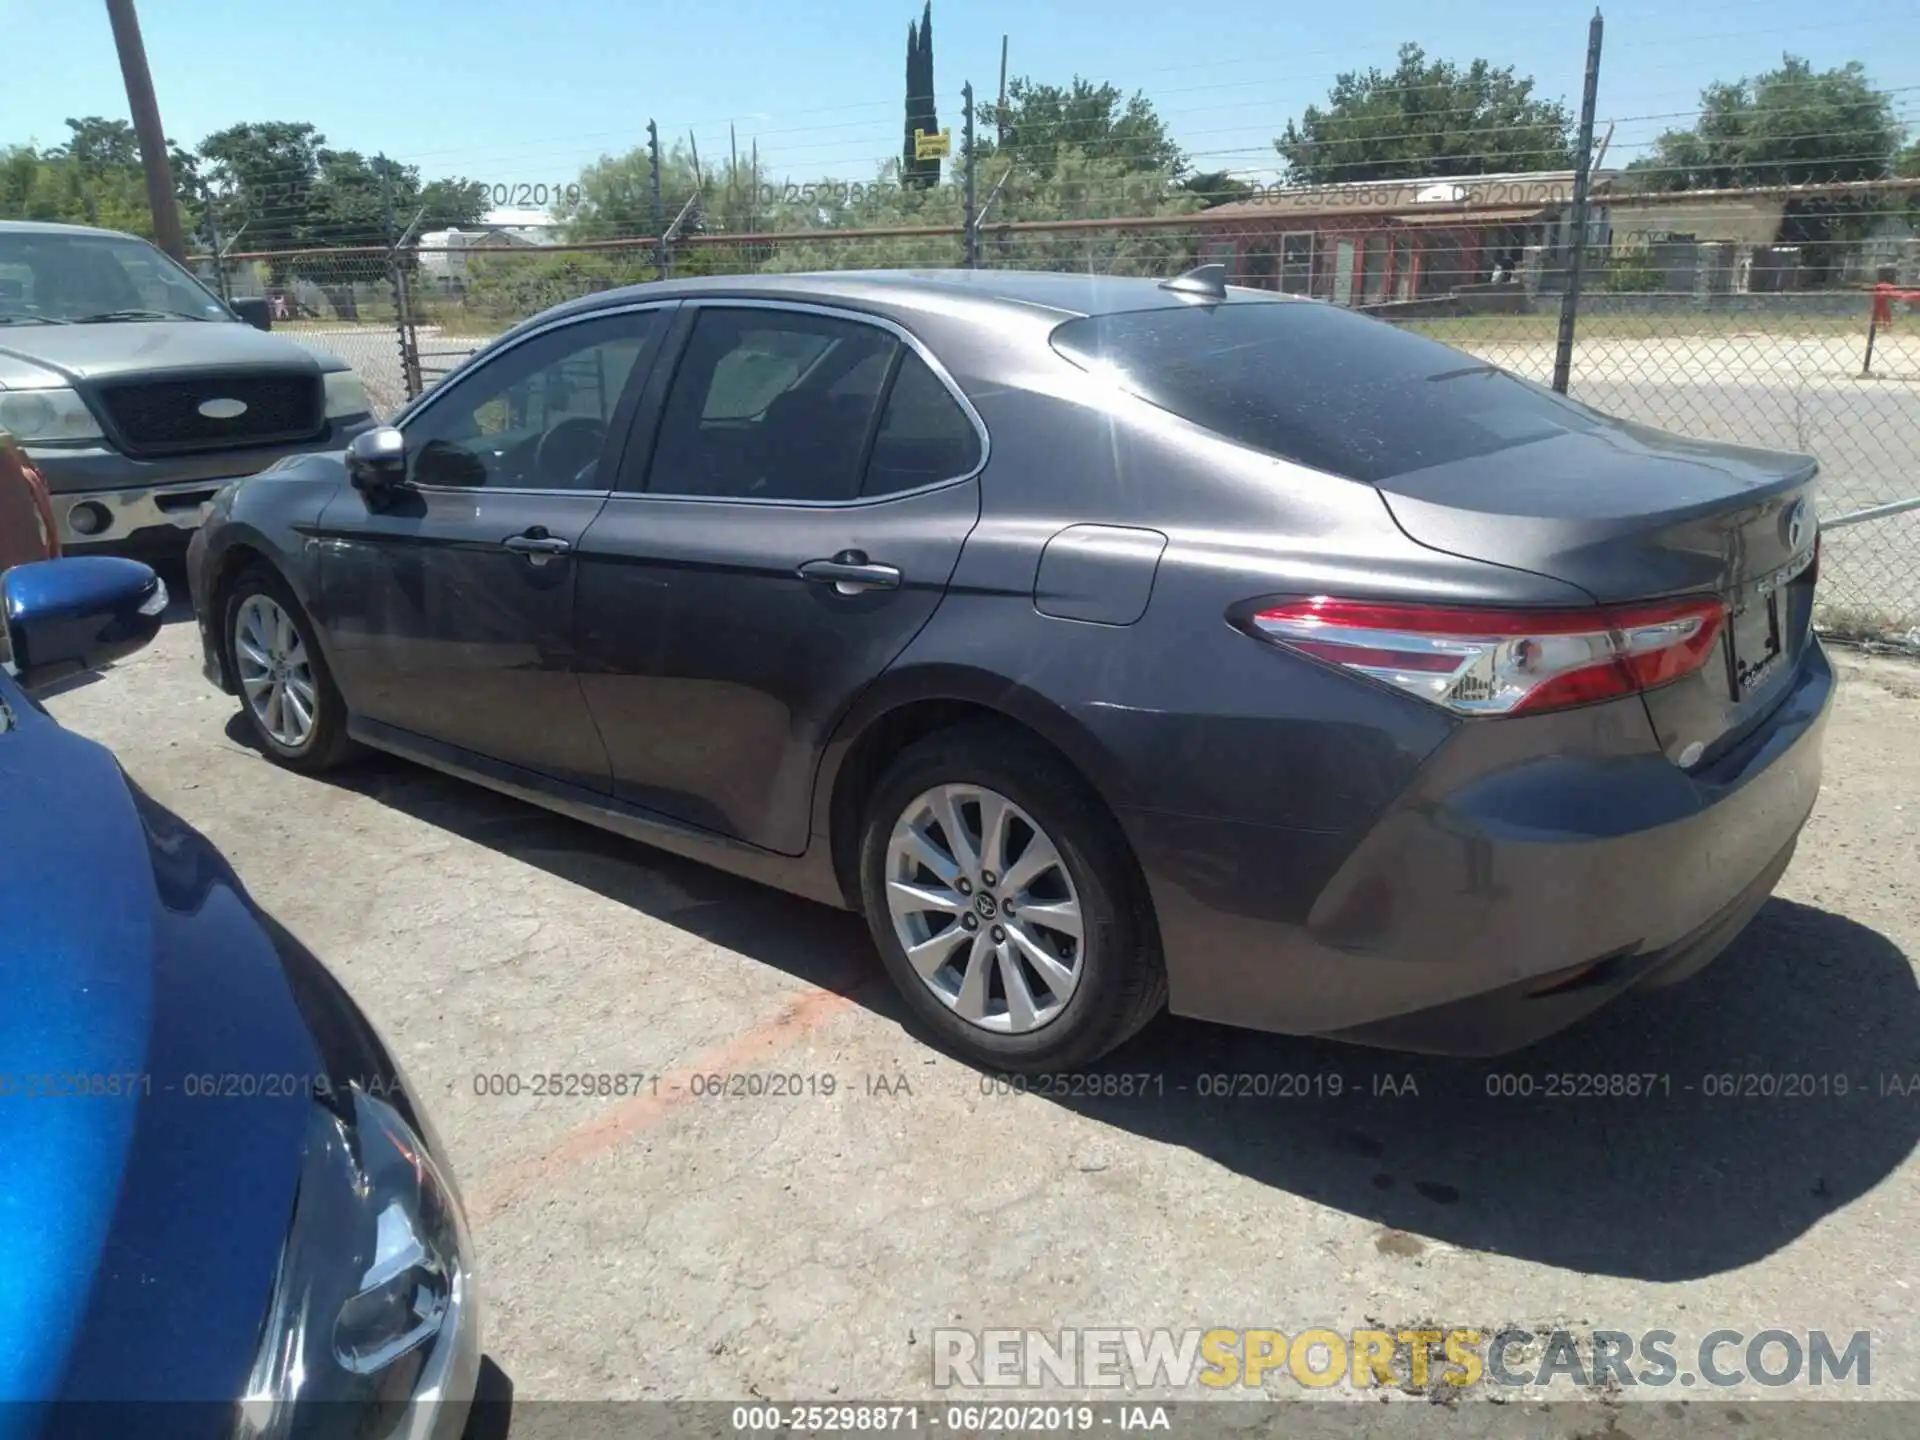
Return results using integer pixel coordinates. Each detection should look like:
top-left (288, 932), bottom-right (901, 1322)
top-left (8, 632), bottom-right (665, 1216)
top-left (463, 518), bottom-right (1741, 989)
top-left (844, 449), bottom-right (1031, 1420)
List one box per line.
top-left (226, 567), bottom-right (354, 771)
top-left (858, 723), bottom-right (1166, 1073)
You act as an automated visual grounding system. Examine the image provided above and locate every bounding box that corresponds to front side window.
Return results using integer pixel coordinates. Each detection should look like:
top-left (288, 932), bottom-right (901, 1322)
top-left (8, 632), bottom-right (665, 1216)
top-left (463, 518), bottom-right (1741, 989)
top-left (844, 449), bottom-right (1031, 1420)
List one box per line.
top-left (405, 311), bottom-right (657, 490)
top-left (647, 309), bottom-right (897, 502)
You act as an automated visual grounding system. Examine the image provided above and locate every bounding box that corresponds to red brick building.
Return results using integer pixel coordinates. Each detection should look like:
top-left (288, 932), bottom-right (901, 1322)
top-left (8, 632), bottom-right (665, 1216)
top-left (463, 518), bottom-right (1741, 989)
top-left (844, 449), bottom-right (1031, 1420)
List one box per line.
top-left (1191, 171), bottom-right (1618, 305)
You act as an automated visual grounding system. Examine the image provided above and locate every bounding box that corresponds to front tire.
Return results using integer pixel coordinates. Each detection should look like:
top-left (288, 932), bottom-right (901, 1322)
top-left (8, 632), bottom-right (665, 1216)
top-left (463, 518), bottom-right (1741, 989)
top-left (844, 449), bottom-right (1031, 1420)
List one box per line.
top-left (858, 723), bottom-right (1166, 1073)
top-left (225, 566), bottom-right (355, 772)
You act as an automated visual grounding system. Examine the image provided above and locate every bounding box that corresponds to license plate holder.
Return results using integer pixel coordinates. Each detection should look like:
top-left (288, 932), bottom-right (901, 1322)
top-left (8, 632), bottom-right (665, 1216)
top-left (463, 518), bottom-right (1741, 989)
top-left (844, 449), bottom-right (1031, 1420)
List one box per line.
top-left (1729, 592), bottom-right (1782, 695)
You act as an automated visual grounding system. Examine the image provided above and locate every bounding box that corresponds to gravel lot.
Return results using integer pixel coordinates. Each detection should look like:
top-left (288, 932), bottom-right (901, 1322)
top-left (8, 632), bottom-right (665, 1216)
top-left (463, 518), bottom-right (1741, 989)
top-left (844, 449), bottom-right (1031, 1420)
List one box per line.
top-left (41, 579), bottom-right (1920, 1426)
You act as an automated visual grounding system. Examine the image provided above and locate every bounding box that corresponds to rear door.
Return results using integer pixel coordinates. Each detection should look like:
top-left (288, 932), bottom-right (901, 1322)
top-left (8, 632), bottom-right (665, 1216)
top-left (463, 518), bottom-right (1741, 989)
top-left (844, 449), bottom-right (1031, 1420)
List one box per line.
top-left (317, 304), bottom-right (667, 790)
top-left (572, 301), bottom-right (985, 854)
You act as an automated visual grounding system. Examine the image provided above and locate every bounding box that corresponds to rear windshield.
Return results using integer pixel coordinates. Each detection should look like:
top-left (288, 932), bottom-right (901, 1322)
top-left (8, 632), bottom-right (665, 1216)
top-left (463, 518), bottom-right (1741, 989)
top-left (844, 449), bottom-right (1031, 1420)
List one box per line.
top-left (1050, 300), bottom-right (1601, 483)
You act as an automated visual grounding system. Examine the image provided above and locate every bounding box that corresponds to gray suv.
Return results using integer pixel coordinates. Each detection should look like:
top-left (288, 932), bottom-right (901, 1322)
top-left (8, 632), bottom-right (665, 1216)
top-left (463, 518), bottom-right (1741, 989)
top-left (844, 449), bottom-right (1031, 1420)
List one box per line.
top-left (0, 219), bottom-right (377, 554)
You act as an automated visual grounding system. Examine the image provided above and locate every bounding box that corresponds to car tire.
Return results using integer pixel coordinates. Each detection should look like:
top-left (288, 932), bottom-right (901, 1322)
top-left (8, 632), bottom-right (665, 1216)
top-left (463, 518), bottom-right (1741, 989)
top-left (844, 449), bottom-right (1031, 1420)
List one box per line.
top-left (858, 722), bottom-right (1166, 1073)
top-left (225, 566), bottom-right (356, 772)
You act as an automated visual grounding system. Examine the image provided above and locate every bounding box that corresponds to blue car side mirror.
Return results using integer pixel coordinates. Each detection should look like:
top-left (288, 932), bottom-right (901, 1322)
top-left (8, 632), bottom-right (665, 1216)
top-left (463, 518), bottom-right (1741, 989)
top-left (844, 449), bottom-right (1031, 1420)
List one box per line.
top-left (2, 556), bottom-right (167, 693)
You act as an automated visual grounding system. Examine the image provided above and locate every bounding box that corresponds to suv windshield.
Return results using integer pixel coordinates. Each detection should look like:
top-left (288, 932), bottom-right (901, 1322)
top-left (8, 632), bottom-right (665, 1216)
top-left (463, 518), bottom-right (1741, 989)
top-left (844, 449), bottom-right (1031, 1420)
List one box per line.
top-left (0, 231), bottom-right (233, 325)
top-left (1050, 298), bottom-right (1602, 483)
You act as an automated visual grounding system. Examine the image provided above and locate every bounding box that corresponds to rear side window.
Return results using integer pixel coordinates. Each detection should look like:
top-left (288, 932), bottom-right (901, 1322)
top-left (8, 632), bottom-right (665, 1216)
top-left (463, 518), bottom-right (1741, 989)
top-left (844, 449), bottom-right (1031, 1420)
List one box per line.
top-left (649, 308), bottom-right (896, 502)
top-left (1050, 300), bottom-right (1600, 483)
top-left (863, 351), bottom-right (982, 496)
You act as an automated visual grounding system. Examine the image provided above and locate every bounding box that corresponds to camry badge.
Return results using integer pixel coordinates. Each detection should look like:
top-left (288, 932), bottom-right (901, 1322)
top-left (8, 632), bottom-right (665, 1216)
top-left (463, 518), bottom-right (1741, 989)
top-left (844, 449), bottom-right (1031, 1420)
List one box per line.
top-left (198, 397), bottom-right (249, 420)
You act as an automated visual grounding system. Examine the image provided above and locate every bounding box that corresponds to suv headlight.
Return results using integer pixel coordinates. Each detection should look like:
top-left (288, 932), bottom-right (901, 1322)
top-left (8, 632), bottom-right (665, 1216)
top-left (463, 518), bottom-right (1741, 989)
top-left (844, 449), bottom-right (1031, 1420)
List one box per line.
top-left (0, 387), bottom-right (105, 444)
top-left (236, 1085), bottom-right (476, 1440)
top-left (323, 371), bottom-right (371, 421)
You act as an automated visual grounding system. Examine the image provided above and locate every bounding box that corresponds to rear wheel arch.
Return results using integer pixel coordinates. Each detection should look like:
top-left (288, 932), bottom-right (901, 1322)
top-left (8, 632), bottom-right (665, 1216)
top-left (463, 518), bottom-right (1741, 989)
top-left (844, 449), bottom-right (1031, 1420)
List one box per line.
top-left (850, 709), bottom-right (1168, 1069)
top-left (819, 677), bottom-right (1138, 910)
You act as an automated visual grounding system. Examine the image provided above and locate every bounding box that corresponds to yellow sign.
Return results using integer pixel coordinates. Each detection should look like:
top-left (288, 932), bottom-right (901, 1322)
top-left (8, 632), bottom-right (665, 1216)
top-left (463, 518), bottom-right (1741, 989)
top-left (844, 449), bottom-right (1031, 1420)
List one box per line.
top-left (914, 128), bottom-right (951, 161)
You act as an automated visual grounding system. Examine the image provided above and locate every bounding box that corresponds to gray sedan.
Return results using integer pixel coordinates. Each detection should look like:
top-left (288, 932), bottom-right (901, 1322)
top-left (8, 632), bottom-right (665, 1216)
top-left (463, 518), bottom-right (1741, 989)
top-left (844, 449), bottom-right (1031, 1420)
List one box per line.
top-left (185, 267), bottom-right (1833, 1072)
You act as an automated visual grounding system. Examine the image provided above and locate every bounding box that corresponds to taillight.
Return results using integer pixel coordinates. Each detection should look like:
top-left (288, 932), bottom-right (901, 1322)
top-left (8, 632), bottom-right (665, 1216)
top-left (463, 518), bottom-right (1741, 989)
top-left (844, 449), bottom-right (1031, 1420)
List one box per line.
top-left (1246, 595), bottom-right (1727, 716)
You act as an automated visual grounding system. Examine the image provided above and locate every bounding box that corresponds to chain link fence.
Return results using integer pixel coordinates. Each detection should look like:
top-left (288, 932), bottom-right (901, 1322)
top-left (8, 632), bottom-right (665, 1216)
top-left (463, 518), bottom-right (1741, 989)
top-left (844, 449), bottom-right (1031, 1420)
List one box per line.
top-left (191, 246), bottom-right (416, 416)
top-left (197, 199), bottom-right (1920, 644)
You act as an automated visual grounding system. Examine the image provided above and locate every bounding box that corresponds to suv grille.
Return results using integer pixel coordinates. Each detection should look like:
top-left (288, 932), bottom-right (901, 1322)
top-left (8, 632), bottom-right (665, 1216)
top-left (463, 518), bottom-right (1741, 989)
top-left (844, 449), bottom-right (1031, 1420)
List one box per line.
top-left (93, 372), bottom-right (325, 457)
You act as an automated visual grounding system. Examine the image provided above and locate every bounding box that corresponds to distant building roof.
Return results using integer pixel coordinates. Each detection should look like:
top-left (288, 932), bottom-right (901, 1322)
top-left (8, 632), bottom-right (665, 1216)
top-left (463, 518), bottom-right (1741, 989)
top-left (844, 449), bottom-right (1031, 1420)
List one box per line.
top-left (483, 208), bottom-right (560, 230)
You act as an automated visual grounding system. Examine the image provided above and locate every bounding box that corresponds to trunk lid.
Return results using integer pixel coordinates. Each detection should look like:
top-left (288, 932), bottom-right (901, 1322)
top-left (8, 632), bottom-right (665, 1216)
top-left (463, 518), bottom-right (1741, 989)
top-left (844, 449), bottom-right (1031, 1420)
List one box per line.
top-left (1376, 420), bottom-right (1821, 766)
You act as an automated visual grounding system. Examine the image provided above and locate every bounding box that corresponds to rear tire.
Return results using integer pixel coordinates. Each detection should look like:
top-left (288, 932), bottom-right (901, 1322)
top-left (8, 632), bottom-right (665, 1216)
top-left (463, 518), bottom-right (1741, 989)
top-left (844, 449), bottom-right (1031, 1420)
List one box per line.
top-left (225, 566), bottom-right (355, 772)
top-left (858, 722), bottom-right (1166, 1073)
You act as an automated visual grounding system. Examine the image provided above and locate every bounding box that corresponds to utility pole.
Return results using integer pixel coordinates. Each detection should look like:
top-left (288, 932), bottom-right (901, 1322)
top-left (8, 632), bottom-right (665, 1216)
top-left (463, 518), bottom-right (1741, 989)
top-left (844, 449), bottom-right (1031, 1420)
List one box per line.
top-left (1552, 9), bottom-right (1604, 396)
top-left (997, 37), bottom-right (1009, 146)
top-left (962, 83), bottom-right (978, 269)
top-left (648, 119), bottom-right (665, 280)
top-left (104, 0), bottom-right (186, 260)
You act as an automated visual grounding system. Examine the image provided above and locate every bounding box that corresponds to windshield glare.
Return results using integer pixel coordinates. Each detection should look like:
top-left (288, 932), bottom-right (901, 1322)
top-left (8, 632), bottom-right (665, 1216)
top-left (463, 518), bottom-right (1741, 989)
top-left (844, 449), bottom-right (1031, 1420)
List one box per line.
top-left (0, 232), bottom-right (233, 323)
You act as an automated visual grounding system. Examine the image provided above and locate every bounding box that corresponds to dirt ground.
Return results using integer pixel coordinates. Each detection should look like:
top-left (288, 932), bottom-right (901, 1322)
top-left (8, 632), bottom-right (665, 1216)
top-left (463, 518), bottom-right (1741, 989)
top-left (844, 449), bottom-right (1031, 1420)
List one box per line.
top-left (41, 593), bottom-right (1920, 1419)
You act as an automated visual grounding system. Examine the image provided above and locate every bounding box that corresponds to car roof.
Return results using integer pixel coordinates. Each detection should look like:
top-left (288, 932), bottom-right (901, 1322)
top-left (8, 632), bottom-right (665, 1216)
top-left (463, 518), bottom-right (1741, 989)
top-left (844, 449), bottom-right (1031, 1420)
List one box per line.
top-left (0, 218), bottom-right (145, 241)
top-left (544, 268), bottom-right (1293, 330)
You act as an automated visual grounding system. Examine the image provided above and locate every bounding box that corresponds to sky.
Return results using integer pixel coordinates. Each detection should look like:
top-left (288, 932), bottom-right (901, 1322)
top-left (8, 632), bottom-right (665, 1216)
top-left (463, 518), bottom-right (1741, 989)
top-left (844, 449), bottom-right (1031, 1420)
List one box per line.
top-left (2, 0), bottom-right (1917, 198)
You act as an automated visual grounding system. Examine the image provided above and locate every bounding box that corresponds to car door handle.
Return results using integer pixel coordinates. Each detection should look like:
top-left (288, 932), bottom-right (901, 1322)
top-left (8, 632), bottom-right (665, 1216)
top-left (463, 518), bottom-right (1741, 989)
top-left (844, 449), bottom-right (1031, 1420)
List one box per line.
top-left (798, 553), bottom-right (902, 594)
top-left (503, 529), bottom-right (572, 563)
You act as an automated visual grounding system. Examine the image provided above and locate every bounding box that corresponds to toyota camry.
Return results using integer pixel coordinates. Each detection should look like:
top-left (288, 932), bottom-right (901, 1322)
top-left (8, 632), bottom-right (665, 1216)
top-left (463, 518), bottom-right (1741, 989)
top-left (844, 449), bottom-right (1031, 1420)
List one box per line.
top-left (186, 267), bottom-right (1831, 1073)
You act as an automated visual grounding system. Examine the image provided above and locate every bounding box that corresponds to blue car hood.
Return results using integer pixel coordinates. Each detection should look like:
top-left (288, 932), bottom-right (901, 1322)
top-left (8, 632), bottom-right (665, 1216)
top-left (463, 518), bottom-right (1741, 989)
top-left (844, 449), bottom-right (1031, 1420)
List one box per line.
top-left (0, 679), bottom-right (318, 1416)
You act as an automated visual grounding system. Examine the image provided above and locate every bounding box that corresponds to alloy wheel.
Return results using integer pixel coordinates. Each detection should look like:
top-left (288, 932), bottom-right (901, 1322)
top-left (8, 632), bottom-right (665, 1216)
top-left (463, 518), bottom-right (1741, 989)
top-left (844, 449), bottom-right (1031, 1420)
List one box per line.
top-left (234, 593), bottom-right (318, 751)
top-left (884, 783), bottom-right (1086, 1034)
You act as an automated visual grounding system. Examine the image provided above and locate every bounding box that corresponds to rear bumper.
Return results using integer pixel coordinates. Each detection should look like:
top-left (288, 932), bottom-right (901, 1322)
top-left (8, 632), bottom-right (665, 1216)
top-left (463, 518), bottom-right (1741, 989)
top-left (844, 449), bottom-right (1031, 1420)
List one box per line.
top-left (1130, 640), bottom-right (1834, 1054)
top-left (29, 419), bottom-right (375, 552)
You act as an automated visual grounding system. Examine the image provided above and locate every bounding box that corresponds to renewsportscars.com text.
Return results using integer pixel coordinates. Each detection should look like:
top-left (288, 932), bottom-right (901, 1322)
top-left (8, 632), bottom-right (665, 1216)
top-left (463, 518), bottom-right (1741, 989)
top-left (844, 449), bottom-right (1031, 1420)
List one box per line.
top-left (932, 1327), bottom-right (1871, 1391)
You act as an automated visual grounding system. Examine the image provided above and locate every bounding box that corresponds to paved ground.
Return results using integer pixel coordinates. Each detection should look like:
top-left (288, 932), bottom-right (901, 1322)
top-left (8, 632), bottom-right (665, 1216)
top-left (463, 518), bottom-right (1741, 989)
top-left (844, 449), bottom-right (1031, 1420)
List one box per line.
top-left (42, 586), bottom-right (1920, 1419)
top-left (292, 321), bottom-right (1920, 635)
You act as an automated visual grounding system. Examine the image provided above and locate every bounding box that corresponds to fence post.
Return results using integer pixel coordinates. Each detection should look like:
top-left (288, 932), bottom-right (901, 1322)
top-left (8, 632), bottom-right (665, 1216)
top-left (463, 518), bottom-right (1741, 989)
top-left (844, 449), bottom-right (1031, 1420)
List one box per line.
top-left (1552, 8), bottom-right (1605, 395)
top-left (649, 119), bottom-right (666, 280)
top-left (963, 82), bottom-right (978, 269)
top-left (205, 202), bottom-right (231, 304)
top-left (381, 159), bottom-right (422, 403)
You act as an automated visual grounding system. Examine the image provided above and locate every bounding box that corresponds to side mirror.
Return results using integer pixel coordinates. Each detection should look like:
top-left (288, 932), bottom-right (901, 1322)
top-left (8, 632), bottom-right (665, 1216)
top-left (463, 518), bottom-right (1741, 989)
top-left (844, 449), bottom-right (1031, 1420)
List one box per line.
top-left (346, 426), bottom-right (409, 504)
top-left (2, 557), bottom-right (166, 693)
top-left (230, 295), bottom-right (273, 331)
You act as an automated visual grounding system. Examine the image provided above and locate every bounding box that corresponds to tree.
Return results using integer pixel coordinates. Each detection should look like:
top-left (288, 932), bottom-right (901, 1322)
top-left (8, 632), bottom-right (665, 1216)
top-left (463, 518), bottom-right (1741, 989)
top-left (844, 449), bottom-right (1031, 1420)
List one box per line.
top-left (1629, 57), bottom-right (1900, 190)
top-left (1181, 170), bottom-right (1256, 208)
top-left (196, 121), bottom-right (326, 253)
top-left (195, 122), bottom-right (485, 315)
top-left (418, 177), bottom-right (489, 230)
top-left (977, 77), bottom-right (1185, 181)
top-left (1275, 44), bottom-right (1573, 183)
top-left (0, 117), bottom-right (200, 240)
top-left (902, 3), bottom-right (940, 189)
top-left (1627, 56), bottom-right (1903, 279)
top-left (557, 143), bottom-right (704, 243)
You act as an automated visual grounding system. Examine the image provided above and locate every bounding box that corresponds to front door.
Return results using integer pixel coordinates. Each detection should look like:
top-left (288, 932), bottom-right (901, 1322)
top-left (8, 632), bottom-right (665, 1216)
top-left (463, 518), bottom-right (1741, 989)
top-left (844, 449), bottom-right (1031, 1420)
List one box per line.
top-left (316, 305), bottom-right (667, 791)
top-left (573, 302), bottom-right (984, 853)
